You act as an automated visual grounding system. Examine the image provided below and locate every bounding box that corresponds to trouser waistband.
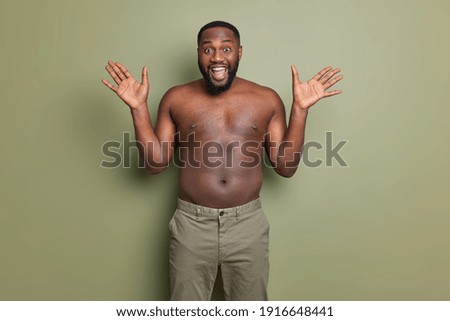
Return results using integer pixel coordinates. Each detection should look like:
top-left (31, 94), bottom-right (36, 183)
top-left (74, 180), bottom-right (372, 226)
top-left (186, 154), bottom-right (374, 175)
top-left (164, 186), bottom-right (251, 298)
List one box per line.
top-left (177, 197), bottom-right (261, 219)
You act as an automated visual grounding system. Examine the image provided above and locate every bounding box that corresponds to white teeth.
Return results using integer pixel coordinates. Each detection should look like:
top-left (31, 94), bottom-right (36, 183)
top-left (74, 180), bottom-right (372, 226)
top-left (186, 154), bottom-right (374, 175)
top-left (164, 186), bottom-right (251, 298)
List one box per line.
top-left (209, 66), bottom-right (227, 81)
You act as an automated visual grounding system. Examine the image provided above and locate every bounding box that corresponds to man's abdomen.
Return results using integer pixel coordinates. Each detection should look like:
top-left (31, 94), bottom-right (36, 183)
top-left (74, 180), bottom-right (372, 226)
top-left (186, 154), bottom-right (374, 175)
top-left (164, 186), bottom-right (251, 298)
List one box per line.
top-left (178, 164), bottom-right (263, 208)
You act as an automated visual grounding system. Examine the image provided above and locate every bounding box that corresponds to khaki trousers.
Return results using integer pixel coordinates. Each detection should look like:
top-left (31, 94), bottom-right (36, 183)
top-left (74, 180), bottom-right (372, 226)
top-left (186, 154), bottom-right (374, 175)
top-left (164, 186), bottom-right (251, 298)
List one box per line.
top-left (169, 197), bottom-right (269, 301)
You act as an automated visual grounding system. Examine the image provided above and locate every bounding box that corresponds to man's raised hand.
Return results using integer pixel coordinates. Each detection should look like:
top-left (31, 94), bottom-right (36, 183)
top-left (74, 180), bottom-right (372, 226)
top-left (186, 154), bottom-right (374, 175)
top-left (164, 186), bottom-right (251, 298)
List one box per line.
top-left (291, 65), bottom-right (343, 111)
top-left (102, 60), bottom-right (149, 110)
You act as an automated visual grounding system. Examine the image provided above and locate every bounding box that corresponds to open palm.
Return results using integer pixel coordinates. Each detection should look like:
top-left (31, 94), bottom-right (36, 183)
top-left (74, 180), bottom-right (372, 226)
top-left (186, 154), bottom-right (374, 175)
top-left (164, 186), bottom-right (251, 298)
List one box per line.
top-left (291, 65), bottom-right (343, 110)
top-left (102, 60), bottom-right (149, 109)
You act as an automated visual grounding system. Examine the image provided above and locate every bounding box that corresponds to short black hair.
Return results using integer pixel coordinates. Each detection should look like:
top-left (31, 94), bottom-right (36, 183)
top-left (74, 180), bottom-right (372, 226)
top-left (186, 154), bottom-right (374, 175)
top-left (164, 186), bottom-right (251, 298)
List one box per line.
top-left (197, 21), bottom-right (241, 45)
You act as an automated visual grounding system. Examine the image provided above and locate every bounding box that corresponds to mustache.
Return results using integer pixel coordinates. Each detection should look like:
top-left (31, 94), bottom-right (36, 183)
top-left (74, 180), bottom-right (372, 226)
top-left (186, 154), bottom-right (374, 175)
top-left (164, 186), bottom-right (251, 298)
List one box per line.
top-left (208, 64), bottom-right (229, 68)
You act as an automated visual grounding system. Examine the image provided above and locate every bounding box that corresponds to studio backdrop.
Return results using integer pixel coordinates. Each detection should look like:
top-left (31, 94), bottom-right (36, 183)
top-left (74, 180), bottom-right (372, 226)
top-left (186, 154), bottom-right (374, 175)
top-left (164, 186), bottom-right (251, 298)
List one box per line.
top-left (0, 0), bottom-right (449, 300)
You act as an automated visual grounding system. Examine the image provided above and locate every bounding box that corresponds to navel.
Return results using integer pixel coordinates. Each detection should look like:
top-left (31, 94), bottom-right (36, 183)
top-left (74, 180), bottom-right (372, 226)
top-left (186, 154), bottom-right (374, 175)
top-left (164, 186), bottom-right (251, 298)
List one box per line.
top-left (190, 123), bottom-right (197, 129)
top-left (220, 179), bottom-right (227, 184)
top-left (251, 125), bottom-right (258, 131)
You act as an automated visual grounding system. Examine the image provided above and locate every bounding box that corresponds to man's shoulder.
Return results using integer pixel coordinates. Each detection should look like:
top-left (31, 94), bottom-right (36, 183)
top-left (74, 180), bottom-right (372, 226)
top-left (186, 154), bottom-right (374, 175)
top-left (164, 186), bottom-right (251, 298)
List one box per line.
top-left (235, 78), bottom-right (281, 102)
top-left (158, 80), bottom-right (203, 109)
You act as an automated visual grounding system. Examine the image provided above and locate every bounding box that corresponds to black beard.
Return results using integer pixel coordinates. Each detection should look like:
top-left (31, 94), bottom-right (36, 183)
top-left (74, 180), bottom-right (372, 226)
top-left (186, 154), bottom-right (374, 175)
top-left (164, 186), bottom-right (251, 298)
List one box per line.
top-left (198, 61), bottom-right (239, 95)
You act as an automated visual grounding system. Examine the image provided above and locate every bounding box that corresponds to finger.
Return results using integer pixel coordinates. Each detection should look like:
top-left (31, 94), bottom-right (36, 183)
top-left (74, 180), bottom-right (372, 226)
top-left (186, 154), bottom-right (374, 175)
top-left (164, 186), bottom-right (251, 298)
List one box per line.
top-left (313, 66), bottom-right (332, 81)
top-left (323, 75), bottom-right (344, 90)
top-left (109, 61), bottom-right (126, 80)
top-left (101, 79), bottom-right (118, 92)
top-left (105, 64), bottom-right (121, 85)
top-left (107, 60), bottom-right (119, 73)
top-left (116, 62), bottom-right (132, 78)
top-left (141, 66), bottom-right (149, 86)
top-left (323, 90), bottom-right (342, 98)
top-left (319, 68), bottom-right (341, 84)
top-left (291, 65), bottom-right (300, 86)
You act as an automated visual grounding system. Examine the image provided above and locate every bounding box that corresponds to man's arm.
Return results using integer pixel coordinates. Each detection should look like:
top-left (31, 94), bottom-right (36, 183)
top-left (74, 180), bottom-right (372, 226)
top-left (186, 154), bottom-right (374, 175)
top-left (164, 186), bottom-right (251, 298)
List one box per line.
top-left (265, 65), bottom-right (343, 177)
top-left (102, 60), bottom-right (176, 174)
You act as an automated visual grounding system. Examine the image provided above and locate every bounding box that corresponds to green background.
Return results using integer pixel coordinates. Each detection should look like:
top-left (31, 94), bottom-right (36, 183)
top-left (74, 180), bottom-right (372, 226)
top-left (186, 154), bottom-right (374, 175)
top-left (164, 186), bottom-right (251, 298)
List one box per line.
top-left (1, 0), bottom-right (449, 300)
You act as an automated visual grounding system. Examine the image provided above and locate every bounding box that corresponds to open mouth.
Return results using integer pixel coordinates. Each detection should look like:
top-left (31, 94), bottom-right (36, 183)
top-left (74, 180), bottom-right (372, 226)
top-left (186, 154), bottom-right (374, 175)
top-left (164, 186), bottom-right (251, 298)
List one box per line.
top-left (209, 66), bottom-right (228, 82)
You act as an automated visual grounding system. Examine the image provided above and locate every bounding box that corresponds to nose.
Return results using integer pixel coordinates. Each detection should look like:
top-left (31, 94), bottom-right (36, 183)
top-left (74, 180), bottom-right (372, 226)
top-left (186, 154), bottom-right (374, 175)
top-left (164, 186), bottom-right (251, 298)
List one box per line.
top-left (211, 51), bottom-right (225, 63)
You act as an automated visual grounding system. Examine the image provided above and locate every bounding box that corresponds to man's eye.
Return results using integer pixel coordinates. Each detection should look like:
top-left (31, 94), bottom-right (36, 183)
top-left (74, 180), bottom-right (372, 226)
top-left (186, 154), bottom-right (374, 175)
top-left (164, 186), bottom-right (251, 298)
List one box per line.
top-left (204, 48), bottom-right (213, 54)
top-left (223, 48), bottom-right (231, 53)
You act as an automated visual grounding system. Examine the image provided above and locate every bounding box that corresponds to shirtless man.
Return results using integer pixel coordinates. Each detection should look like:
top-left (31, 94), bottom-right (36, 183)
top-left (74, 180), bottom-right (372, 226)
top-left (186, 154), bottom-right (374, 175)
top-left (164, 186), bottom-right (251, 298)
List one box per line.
top-left (102, 21), bottom-right (343, 301)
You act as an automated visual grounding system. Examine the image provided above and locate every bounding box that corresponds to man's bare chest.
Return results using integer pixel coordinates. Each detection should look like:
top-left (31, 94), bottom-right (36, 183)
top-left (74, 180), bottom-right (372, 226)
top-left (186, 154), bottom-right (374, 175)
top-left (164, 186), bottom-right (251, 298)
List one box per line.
top-left (171, 102), bottom-right (273, 142)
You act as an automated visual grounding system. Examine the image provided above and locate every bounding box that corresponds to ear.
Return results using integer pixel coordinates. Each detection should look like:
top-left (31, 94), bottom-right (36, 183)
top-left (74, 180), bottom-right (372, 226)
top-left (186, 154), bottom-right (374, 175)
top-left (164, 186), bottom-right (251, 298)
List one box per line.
top-left (238, 45), bottom-right (243, 60)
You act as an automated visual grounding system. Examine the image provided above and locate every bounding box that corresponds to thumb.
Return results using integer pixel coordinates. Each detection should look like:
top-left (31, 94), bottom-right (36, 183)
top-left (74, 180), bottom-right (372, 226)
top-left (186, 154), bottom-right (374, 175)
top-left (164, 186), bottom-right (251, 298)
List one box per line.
top-left (291, 65), bottom-right (300, 86)
top-left (141, 66), bottom-right (149, 87)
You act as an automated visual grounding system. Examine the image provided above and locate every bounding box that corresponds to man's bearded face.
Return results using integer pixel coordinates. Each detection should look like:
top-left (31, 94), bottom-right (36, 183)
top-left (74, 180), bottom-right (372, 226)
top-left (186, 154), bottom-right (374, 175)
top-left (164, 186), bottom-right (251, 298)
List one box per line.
top-left (197, 27), bottom-right (241, 95)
